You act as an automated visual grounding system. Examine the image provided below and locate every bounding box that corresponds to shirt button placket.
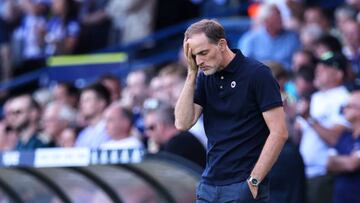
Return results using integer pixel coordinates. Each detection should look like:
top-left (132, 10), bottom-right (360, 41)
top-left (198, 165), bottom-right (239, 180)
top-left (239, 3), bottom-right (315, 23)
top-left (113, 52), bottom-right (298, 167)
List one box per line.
top-left (220, 76), bottom-right (224, 90)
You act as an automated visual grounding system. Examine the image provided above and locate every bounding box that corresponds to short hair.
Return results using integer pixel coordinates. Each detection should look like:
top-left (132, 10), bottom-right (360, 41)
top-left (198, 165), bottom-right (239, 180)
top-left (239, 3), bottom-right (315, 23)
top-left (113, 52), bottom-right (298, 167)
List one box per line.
top-left (82, 83), bottom-right (111, 106)
top-left (185, 19), bottom-right (226, 44)
top-left (256, 3), bottom-right (279, 23)
top-left (295, 66), bottom-right (315, 82)
top-left (144, 102), bottom-right (175, 126)
top-left (315, 34), bottom-right (342, 53)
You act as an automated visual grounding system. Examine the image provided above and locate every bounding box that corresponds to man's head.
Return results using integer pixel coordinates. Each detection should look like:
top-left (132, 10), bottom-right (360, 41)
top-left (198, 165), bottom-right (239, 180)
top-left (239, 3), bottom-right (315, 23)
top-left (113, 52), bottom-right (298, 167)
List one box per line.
top-left (144, 104), bottom-right (176, 146)
top-left (53, 82), bottom-right (79, 108)
top-left (80, 83), bottom-right (111, 122)
top-left (42, 102), bottom-right (76, 139)
top-left (257, 4), bottom-right (283, 36)
top-left (124, 70), bottom-right (149, 107)
top-left (99, 74), bottom-right (122, 102)
top-left (104, 102), bottom-right (133, 140)
top-left (5, 94), bottom-right (38, 132)
top-left (184, 19), bottom-right (231, 75)
top-left (314, 52), bottom-right (348, 90)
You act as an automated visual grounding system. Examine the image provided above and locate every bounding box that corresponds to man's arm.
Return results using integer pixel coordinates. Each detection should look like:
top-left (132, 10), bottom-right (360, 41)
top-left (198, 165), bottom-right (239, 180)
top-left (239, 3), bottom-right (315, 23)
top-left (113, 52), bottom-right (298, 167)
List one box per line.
top-left (174, 41), bottom-right (203, 131)
top-left (328, 154), bottom-right (360, 173)
top-left (248, 106), bottom-right (288, 198)
top-left (309, 122), bottom-right (345, 146)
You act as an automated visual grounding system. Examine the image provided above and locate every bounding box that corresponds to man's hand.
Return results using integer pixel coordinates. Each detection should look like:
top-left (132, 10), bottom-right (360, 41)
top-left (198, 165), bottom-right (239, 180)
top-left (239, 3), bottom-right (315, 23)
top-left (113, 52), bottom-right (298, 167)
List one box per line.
top-left (183, 39), bottom-right (198, 74)
top-left (247, 180), bottom-right (258, 199)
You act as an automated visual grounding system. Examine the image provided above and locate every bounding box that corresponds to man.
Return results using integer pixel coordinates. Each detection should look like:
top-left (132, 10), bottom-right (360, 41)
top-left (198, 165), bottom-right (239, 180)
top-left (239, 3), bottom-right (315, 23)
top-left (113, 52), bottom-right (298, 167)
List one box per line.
top-left (327, 90), bottom-right (360, 203)
top-left (40, 102), bottom-right (76, 147)
top-left (145, 103), bottom-right (206, 168)
top-left (296, 52), bottom-right (350, 203)
top-left (75, 83), bottom-right (111, 148)
top-left (175, 19), bottom-right (288, 202)
top-left (238, 3), bottom-right (300, 70)
top-left (101, 102), bottom-right (143, 149)
top-left (5, 94), bottom-right (52, 150)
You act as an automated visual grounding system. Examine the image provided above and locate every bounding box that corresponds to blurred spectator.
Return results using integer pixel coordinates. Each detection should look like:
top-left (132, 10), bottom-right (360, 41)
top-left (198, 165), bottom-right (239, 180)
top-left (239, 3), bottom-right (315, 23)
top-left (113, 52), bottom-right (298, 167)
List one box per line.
top-left (296, 52), bottom-right (350, 203)
top-left (299, 23), bottom-right (325, 52)
top-left (5, 94), bottom-right (52, 150)
top-left (294, 65), bottom-right (316, 98)
top-left (144, 103), bottom-right (206, 168)
top-left (313, 34), bottom-right (343, 58)
top-left (238, 3), bottom-right (300, 70)
top-left (12, 0), bottom-right (48, 75)
top-left (40, 102), bottom-right (76, 147)
top-left (291, 49), bottom-right (317, 73)
top-left (121, 69), bottom-right (149, 135)
top-left (77, 0), bottom-right (111, 53)
top-left (105, 0), bottom-right (156, 44)
top-left (52, 82), bottom-right (79, 109)
top-left (44, 0), bottom-right (80, 56)
top-left (99, 74), bottom-right (122, 102)
top-left (303, 6), bottom-right (332, 33)
top-left (334, 5), bottom-right (357, 34)
top-left (327, 90), bottom-right (360, 203)
top-left (0, 120), bottom-right (17, 151)
top-left (101, 102), bottom-right (143, 149)
top-left (340, 20), bottom-right (360, 78)
top-left (75, 83), bottom-right (111, 148)
top-left (58, 127), bottom-right (78, 148)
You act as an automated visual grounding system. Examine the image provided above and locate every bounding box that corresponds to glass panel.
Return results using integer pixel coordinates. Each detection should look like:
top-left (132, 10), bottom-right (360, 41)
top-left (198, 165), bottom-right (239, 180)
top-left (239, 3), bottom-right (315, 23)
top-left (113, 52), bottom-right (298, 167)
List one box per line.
top-left (134, 158), bottom-right (200, 203)
top-left (86, 165), bottom-right (166, 203)
top-left (0, 168), bottom-right (62, 203)
top-left (0, 187), bottom-right (15, 203)
top-left (36, 168), bottom-right (112, 203)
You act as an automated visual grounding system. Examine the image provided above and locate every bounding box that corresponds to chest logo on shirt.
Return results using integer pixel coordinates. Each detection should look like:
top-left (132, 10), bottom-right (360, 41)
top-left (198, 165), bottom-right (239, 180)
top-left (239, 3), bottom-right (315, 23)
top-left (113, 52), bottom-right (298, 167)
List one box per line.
top-left (231, 81), bottom-right (236, 88)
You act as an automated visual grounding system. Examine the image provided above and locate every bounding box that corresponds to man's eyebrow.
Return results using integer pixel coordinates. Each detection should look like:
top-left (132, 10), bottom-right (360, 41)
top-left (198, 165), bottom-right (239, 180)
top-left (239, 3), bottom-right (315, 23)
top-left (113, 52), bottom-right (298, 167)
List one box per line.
top-left (194, 49), bottom-right (208, 55)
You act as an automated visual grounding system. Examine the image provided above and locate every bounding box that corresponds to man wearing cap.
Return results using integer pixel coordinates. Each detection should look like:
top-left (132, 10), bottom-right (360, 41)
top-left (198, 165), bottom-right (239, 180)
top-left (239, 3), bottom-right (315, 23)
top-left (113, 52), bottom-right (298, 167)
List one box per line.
top-left (296, 51), bottom-right (350, 203)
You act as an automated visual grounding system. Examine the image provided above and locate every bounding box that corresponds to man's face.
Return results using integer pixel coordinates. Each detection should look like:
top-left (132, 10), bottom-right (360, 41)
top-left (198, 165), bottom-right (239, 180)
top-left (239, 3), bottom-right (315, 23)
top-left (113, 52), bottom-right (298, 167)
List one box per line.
top-left (80, 90), bottom-right (102, 119)
top-left (5, 97), bottom-right (32, 131)
top-left (42, 105), bottom-right (67, 138)
top-left (314, 63), bottom-right (340, 90)
top-left (144, 113), bottom-right (164, 145)
top-left (104, 107), bottom-right (130, 139)
top-left (187, 33), bottom-right (223, 76)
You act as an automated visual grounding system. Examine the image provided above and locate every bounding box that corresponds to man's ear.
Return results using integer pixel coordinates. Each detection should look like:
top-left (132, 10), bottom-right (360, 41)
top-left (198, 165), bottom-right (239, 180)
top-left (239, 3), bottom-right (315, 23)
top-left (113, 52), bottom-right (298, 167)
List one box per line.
top-left (218, 39), bottom-right (227, 51)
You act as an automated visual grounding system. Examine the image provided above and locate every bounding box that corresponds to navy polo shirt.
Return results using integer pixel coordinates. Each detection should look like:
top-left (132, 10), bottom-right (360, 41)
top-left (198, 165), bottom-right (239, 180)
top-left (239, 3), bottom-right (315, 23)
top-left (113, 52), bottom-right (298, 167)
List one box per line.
top-left (194, 49), bottom-right (283, 185)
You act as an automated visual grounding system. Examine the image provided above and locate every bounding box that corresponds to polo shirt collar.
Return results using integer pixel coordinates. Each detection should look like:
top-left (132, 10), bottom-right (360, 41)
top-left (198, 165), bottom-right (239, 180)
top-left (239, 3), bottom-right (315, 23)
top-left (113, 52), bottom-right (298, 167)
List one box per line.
top-left (219, 49), bottom-right (244, 74)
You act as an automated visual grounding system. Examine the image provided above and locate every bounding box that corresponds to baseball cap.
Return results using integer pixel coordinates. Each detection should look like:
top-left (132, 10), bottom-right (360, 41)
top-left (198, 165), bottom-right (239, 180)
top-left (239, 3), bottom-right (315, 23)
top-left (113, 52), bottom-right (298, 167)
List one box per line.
top-left (318, 51), bottom-right (348, 73)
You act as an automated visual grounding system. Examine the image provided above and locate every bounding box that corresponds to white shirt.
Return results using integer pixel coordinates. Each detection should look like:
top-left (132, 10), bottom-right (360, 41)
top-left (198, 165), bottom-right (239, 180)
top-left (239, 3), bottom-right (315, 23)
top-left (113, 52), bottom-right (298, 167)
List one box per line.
top-left (299, 86), bottom-right (350, 178)
top-left (75, 120), bottom-right (110, 148)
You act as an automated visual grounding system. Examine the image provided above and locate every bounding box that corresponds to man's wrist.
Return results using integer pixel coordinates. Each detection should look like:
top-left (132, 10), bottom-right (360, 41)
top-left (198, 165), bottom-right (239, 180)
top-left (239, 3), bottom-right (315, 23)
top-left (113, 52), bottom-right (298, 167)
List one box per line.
top-left (247, 176), bottom-right (261, 187)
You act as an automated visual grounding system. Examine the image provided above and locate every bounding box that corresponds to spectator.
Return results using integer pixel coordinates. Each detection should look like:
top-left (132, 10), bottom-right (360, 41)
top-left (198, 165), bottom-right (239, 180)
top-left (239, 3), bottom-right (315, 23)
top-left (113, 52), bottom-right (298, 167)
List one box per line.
top-left (303, 6), bottom-right (332, 33)
top-left (105, 0), bottom-right (156, 44)
top-left (101, 102), bottom-right (143, 149)
top-left (296, 52), bottom-right (350, 203)
top-left (58, 127), bottom-right (78, 148)
top-left (0, 120), bottom-right (17, 151)
top-left (75, 83), bottom-right (111, 148)
top-left (52, 82), bottom-right (79, 109)
top-left (99, 74), bottom-right (122, 102)
top-left (294, 66), bottom-right (317, 99)
top-left (44, 0), bottom-right (80, 56)
top-left (238, 3), bottom-right (300, 70)
top-left (327, 90), bottom-right (360, 203)
top-left (291, 49), bottom-right (317, 73)
top-left (5, 94), bottom-right (52, 150)
top-left (341, 20), bottom-right (360, 78)
top-left (40, 102), bottom-right (76, 147)
top-left (144, 103), bottom-right (206, 168)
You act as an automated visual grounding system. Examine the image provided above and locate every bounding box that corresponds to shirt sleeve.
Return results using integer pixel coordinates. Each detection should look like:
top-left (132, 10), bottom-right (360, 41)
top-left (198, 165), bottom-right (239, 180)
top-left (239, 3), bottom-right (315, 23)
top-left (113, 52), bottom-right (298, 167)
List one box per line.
top-left (252, 65), bottom-right (283, 112)
top-left (194, 72), bottom-right (205, 107)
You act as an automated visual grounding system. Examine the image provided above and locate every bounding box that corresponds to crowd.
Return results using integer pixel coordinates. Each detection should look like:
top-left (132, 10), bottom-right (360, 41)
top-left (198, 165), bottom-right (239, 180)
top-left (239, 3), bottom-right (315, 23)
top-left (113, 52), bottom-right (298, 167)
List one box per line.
top-left (0, 0), bottom-right (360, 203)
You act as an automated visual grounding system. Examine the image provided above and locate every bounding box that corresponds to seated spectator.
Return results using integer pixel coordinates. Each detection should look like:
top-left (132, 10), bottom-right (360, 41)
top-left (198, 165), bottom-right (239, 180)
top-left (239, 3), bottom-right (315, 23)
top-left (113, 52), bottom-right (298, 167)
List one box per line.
top-left (238, 3), bottom-right (300, 70)
top-left (101, 102), bottom-right (143, 149)
top-left (5, 94), bottom-right (53, 150)
top-left (99, 74), bottom-right (122, 102)
top-left (144, 103), bottom-right (206, 168)
top-left (44, 0), bottom-right (80, 56)
top-left (327, 90), bottom-right (360, 203)
top-left (52, 82), bottom-right (79, 109)
top-left (0, 120), bottom-right (17, 151)
top-left (58, 127), bottom-right (78, 148)
top-left (75, 83), bottom-right (111, 148)
top-left (40, 102), bottom-right (76, 147)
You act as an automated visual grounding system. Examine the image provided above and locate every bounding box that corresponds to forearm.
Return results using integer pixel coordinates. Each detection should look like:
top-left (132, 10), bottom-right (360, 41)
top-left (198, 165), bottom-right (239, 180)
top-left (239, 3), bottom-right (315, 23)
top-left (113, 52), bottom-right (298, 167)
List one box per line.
top-left (328, 155), bottom-right (360, 173)
top-left (251, 132), bottom-right (288, 181)
top-left (311, 122), bottom-right (343, 146)
top-left (174, 71), bottom-right (197, 131)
